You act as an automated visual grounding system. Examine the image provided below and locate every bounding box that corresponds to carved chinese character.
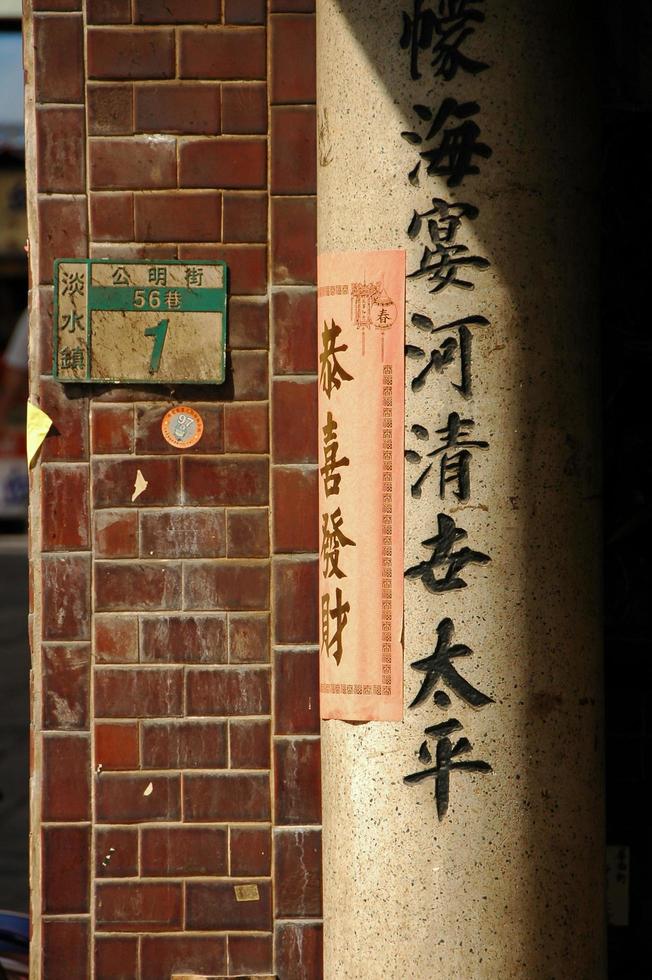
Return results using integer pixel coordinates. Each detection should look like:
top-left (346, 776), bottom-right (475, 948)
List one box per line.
top-left (111, 265), bottom-right (131, 286)
top-left (406, 313), bottom-right (489, 399)
top-left (409, 617), bottom-right (493, 710)
top-left (149, 266), bottom-right (167, 286)
top-left (165, 289), bottom-right (181, 309)
top-left (406, 412), bottom-right (488, 500)
top-left (400, 0), bottom-right (488, 82)
top-left (402, 98), bottom-right (492, 188)
top-left (59, 346), bottom-right (85, 371)
top-left (405, 512), bottom-right (490, 593)
top-left (185, 266), bottom-right (204, 287)
top-left (60, 270), bottom-right (85, 298)
top-left (60, 311), bottom-right (84, 334)
top-left (407, 198), bottom-right (489, 293)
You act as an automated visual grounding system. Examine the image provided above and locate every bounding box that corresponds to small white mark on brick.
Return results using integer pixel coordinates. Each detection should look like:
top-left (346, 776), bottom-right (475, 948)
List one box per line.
top-left (143, 781), bottom-right (154, 796)
top-left (132, 469), bottom-right (148, 501)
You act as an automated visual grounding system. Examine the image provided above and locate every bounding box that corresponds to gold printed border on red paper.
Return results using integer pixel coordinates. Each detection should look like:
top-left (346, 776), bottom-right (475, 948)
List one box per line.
top-left (318, 249), bottom-right (405, 722)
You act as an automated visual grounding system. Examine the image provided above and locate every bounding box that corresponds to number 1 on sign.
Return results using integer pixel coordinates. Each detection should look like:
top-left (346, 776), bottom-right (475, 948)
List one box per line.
top-left (144, 319), bottom-right (169, 374)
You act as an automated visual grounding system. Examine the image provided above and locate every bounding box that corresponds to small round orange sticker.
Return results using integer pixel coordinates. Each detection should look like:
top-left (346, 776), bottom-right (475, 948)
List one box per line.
top-left (161, 406), bottom-right (204, 449)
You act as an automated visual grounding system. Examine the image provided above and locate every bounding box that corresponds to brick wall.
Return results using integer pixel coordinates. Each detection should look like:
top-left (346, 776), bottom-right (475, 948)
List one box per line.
top-left (25, 2), bottom-right (321, 977)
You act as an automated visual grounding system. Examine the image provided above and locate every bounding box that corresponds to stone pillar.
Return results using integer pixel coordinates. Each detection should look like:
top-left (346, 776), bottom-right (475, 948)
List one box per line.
top-left (317, 1), bottom-right (605, 977)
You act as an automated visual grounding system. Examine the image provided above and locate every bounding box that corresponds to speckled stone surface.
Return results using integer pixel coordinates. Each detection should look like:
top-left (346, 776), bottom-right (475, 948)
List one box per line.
top-left (317, 1), bottom-right (605, 976)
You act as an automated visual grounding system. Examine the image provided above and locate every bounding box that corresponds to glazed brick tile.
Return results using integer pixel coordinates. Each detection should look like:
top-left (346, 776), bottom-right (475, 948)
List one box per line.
top-left (43, 920), bottom-right (89, 980)
top-left (95, 721), bottom-right (140, 769)
top-left (275, 922), bottom-right (323, 980)
top-left (231, 349), bottom-right (269, 399)
top-left (96, 827), bottom-right (139, 878)
top-left (38, 380), bottom-right (88, 461)
top-left (87, 0), bottom-right (131, 23)
top-left (37, 285), bottom-right (54, 375)
top-left (179, 137), bottom-right (267, 189)
top-left (89, 136), bottom-right (176, 190)
top-left (94, 510), bottom-right (139, 558)
top-left (186, 880), bottom-right (272, 930)
top-left (95, 561), bottom-right (182, 612)
top-left (141, 826), bottom-right (228, 876)
top-left (96, 772), bottom-right (181, 822)
top-left (178, 243), bottom-right (267, 294)
top-left (140, 936), bottom-right (226, 980)
top-left (229, 613), bottom-right (270, 663)
top-left (41, 464), bottom-right (89, 551)
top-left (90, 241), bottom-right (178, 261)
top-left (184, 772), bottom-right (270, 821)
top-left (229, 297), bottom-right (269, 348)
top-left (224, 403), bottom-right (269, 453)
top-left (274, 557), bottom-right (319, 643)
top-left (135, 82), bottom-right (221, 133)
top-left (135, 191), bottom-right (222, 242)
top-left (223, 191), bottom-right (268, 242)
top-left (88, 83), bottom-right (134, 136)
top-left (273, 467), bottom-right (318, 553)
top-left (36, 106), bottom-right (85, 193)
top-left (186, 666), bottom-right (271, 715)
top-left (271, 13), bottom-right (316, 104)
top-left (222, 82), bottom-right (267, 134)
top-left (227, 507), bottom-right (269, 557)
top-left (140, 614), bottom-right (227, 664)
top-left (34, 14), bottom-right (84, 103)
top-left (95, 614), bottom-right (139, 663)
top-left (230, 717), bottom-right (271, 769)
top-left (225, 0), bottom-right (266, 23)
top-left (37, 196), bottom-right (88, 285)
top-left (274, 737), bottom-right (321, 825)
top-left (185, 561), bottom-right (270, 611)
top-left (92, 457), bottom-right (181, 508)
top-left (96, 881), bottom-right (182, 931)
top-left (42, 644), bottom-right (90, 731)
top-left (275, 827), bottom-right (322, 917)
top-left (228, 934), bottom-right (273, 976)
top-left (135, 403), bottom-right (224, 454)
top-left (271, 106), bottom-right (317, 194)
top-left (135, 0), bottom-right (221, 22)
top-left (90, 192), bottom-right (134, 242)
top-left (95, 666), bottom-right (183, 717)
top-left (182, 456), bottom-right (268, 507)
top-left (95, 936), bottom-right (138, 980)
top-left (274, 648), bottom-right (319, 734)
top-left (273, 378), bottom-right (318, 462)
top-left (141, 719), bottom-right (228, 768)
top-left (42, 733), bottom-right (90, 821)
top-left (92, 405), bottom-right (134, 453)
top-left (42, 825), bottom-right (90, 914)
top-left (272, 196), bottom-right (317, 285)
top-left (140, 509), bottom-right (226, 559)
top-left (33, 0), bottom-right (81, 8)
top-left (42, 555), bottom-right (91, 641)
top-left (88, 28), bottom-right (175, 80)
top-left (271, 0), bottom-right (314, 8)
top-left (273, 288), bottom-right (317, 374)
top-left (179, 27), bottom-right (266, 80)
top-left (230, 825), bottom-right (271, 876)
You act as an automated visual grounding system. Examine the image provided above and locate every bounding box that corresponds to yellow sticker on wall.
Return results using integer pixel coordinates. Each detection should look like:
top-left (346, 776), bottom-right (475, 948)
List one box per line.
top-left (26, 401), bottom-right (53, 467)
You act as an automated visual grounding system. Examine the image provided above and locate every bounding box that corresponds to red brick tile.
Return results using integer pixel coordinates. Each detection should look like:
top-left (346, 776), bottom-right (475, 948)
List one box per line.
top-left (229, 934), bottom-right (273, 976)
top-left (43, 644), bottom-right (90, 731)
top-left (95, 937), bottom-right (138, 980)
top-left (42, 555), bottom-right (91, 641)
top-left (135, 0), bottom-right (220, 21)
top-left (41, 464), bottom-right (89, 550)
top-left (229, 297), bottom-right (269, 348)
top-left (89, 136), bottom-right (176, 190)
top-left (43, 921), bottom-right (89, 980)
top-left (33, 0), bottom-right (81, 8)
top-left (182, 456), bottom-right (268, 506)
top-left (179, 137), bottom-right (267, 189)
top-left (231, 349), bottom-right (269, 399)
top-left (135, 82), bottom-right (221, 133)
top-left (38, 380), bottom-right (88, 461)
top-left (274, 648), bottom-right (319, 734)
top-left (274, 737), bottom-right (321, 825)
top-left (37, 196), bottom-right (88, 285)
top-left (273, 467), bottom-right (318, 553)
top-left (43, 733), bottom-right (90, 821)
top-left (42, 825), bottom-right (90, 914)
top-left (91, 404), bottom-right (134, 453)
top-left (96, 772), bottom-right (181, 822)
top-left (230, 826), bottom-right (271, 876)
top-left (273, 378), bottom-right (317, 462)
top-left (187, 666), bottom-right (271, 715)
top-left (142, 719), bottom-right (228, 768)
top-left (95, 666), bottom-right (183, 717)
top-left (271, 0), bottom-right (314, 8)
top-left (135, 191), bottom-right (222, 242)
top-left (88, 83), bottom-right (134, 135)
top-left (273, 288), bottom-right (317, 374)
top-left (229, 613), bottom-right (270, 663)
top-left (272, 196), bottom-right (317, 285)
top-left (95, 614), bottom-right (139, 663)
top-left (37, 285), bottom-right (54, 375)
top-left (90, 192), bottom-right (134, 241)
top-left (140, 509), bottom-right (226, 559)
top-left (140, 614), bottom-right (227, 664)
top-left (274, 557), bottom-right (318, 643)
top-left (179, 27), bottom-right (266, 80)
top-left (140, 936), bottom-right (226, 980)
top-left (95, 721), bottom-right (140, 769)
top-left (135, 403), bottom-right (224, 454)
top-left (90, 241), bottom-right (178, 260)
top-left (275, 921), bottom-right (323, 980)
top-left (271, 13), bottom-right (316, 104)
top-left (96, 827), bottom-right (139, 878)
top-left (224, 403), bottom-right (269, 453)
top-left (275, 827), bottom-right (322, 917)
top-left (96, 881), bottom-right (182, 931)
top-left (226, 0), bottom-right (266, 23)
top-left (34, 15), bottom-right (84, 103)
top-left (227, 507), bottom-right (269, 557)
top-left (36, 107), bottom-right (85, 193)
top-left (184, 772), bottom-right (270, 821)
top-left (92, 457), bottom-right (181, 507)
top-left (230, 717), bottom-right (271, 768)
top-left (88, 28), bottom-right (175, 79)
top-left (142, 826), bottom-right (227, 876)
top-left (271, 106), bottom-right (316, 194)
top-left (94, 510), bottom-right (139, 558)
top-left (185, 561), bottom-right (270, 611)
top-left (223, 191), bottom-right (267, 243)
top-left (87, 0), bottom-right (131, 23)
top-left (187, 880), bottom-right (272, 930)
top-left (178, 243), bottom-right (267, 294)
top-left (95, 561), bottom-right (182, 612)
top-left (222, 82), bottom-right (268, 134)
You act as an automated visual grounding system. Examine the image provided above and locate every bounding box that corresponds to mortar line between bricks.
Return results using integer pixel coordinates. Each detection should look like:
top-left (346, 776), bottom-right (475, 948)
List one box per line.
top-left (36, 101), bottom-right (86, 109)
